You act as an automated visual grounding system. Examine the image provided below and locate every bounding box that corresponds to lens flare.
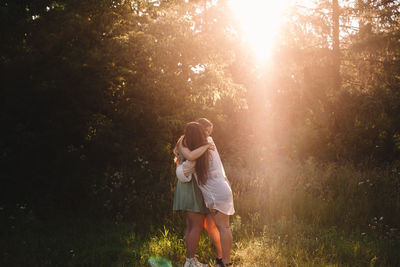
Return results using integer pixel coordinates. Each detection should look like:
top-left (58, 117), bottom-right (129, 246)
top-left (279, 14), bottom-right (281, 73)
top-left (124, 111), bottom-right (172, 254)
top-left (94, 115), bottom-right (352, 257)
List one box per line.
top-left (148, 256), bottom-right (172, 267)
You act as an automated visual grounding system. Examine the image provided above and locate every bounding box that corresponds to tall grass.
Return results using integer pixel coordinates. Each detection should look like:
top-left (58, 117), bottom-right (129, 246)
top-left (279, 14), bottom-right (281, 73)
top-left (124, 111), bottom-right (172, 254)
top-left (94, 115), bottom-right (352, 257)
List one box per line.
top-left (2, 158), bottom-right (400, 266)
top-left (227, 157), bottom-right (400, 230)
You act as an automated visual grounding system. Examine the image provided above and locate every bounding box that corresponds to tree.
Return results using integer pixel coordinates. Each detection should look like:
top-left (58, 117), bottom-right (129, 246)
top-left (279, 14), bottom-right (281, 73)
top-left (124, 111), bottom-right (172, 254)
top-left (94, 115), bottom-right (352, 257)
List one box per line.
top-left (0, 0), bottom-right (241, 219)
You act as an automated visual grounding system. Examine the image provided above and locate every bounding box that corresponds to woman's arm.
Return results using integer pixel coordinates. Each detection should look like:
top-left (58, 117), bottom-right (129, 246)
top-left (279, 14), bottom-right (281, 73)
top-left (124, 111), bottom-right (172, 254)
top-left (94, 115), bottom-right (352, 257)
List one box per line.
top-left (176, 160), bottom-right (195, 183)
top-left (179, 141), bottom-right (213, 161)
top-left (182, 160), bottom-right (196, 177)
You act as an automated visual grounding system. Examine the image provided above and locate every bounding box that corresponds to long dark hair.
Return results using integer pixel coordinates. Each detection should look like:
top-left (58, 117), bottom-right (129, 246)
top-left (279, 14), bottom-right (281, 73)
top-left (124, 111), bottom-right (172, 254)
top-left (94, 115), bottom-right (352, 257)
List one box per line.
top-left (182, 122), bottom-right (210, 185)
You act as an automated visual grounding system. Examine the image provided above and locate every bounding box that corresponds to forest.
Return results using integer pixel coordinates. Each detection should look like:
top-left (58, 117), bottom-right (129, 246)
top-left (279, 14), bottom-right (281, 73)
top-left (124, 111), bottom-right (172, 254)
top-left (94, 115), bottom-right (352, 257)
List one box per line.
top-left (1, 0), bottom-right (400, 266)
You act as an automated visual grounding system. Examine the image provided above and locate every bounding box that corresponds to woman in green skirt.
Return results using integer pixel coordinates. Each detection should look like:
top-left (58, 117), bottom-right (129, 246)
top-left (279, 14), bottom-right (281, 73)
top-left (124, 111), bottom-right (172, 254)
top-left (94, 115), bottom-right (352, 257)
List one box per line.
top-left (173, 123), bottom-right (223, 267)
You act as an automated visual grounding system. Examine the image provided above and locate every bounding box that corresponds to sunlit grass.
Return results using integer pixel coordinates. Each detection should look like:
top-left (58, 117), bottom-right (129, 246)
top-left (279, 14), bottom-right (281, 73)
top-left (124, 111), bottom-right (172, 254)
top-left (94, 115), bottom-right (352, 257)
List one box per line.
top-left (2, 159), bottom-right (400, 266)
top-left (231, 222), bottom-right (390, 266)
top-left (2, 211), bottom-right (399, 266)
top-left (129, 218), bottom-right (398, 266)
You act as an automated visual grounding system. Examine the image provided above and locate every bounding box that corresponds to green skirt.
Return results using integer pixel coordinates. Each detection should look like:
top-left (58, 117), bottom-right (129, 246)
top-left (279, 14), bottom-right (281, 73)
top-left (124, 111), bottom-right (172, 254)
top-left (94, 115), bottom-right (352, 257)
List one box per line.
top-left (173, 178), bottom-right (209, 214)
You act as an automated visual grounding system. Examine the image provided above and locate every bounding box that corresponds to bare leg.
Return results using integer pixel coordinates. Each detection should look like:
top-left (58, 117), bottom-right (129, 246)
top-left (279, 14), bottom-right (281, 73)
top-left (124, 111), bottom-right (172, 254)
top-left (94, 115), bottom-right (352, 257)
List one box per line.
top-left (204, 213), bottom-right (223, 259)
top-left (211, 210), bottom-right (232, 264)
top-left (185, 211), bottom-right (206, 258)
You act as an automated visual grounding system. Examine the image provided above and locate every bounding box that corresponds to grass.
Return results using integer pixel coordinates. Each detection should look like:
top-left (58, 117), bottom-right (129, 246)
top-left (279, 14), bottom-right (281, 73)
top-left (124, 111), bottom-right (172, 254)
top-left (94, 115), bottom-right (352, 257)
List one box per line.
top-left (2, 159), bottom-right (400, 266)
top-left (1, 210), bottom-right (399, 266)
top-left (1, 214), bottom-right (138, 266)
top-left (231, 219), bottom-right (399, 266)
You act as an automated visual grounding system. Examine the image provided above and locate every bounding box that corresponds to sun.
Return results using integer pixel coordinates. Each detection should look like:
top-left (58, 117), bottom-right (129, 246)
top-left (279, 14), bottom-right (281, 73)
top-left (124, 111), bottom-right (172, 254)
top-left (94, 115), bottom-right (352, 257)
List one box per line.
top-left (228, 0), bottom-right (291, 63)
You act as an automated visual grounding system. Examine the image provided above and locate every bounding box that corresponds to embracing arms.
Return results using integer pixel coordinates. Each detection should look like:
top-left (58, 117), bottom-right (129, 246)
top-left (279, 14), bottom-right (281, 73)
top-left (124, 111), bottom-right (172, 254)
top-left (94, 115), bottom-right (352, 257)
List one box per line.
top-left (178, 139), bottom-right (214, 161)
top-left (176, 160), bottom-right (196, 182)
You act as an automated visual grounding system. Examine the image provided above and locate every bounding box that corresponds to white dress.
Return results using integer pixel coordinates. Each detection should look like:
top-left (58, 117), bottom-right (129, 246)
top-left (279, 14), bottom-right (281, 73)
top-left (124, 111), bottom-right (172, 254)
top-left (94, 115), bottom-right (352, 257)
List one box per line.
top-left (195, 137), bottom-right (235, 215)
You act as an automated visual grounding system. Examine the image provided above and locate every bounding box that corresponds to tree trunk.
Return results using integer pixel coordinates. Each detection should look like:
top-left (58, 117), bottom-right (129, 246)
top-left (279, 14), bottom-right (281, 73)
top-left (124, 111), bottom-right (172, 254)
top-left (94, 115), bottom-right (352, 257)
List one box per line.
top-left (332, 0), bottom-right (341, 91)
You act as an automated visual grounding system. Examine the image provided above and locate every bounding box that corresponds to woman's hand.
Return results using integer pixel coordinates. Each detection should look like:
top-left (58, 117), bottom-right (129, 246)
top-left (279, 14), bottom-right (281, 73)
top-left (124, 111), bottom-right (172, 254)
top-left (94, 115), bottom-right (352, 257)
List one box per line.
top-left (208, 141), bottom-right (215, 150)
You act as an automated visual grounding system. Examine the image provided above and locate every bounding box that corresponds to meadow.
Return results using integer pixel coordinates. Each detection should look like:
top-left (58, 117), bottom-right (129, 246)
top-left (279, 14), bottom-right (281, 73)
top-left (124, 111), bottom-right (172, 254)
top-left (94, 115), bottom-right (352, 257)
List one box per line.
top-left (3, 158), bottom-right (400, 267)
top-left (2, 1), bottom-right (400, 266)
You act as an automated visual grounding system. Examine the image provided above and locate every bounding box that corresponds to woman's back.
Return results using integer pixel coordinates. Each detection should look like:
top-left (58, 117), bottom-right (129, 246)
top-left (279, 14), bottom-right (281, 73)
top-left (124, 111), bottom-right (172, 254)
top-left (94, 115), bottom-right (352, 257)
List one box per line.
top-left (206, 137), bottom-right (226, 178)
top-left (195, 137), bottom-right (234, 215)
top-left (173, 139), bottom-right (209, 214)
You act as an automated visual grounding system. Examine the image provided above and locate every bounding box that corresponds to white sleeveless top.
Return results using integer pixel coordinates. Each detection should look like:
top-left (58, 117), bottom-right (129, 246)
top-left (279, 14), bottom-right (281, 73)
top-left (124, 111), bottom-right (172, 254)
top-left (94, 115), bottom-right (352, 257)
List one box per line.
top-left (195, 137), bottom-right (235, 215)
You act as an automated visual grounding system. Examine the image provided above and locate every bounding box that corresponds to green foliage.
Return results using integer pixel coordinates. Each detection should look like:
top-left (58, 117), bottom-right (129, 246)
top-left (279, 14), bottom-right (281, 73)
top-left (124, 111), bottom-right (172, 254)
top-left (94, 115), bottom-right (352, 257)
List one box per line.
top-left (1, 3), bottom-right (400, 266)
top-left (0, 0), bottom-right (240, 219)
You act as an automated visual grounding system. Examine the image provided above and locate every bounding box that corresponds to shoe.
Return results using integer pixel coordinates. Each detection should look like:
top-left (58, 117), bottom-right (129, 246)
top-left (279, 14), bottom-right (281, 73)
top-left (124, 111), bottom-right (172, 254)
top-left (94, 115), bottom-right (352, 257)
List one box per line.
top-left (184, 256), bottom-right (209, 267)
top-left (215, 258), bottom-right (223, 267)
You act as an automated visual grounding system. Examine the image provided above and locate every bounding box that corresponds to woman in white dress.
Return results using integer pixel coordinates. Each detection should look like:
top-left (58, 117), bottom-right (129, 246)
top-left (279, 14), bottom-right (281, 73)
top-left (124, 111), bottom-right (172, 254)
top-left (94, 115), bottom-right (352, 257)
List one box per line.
top-left (179, 119), bottom-right (234, 266)
top-left (173, 126), bottom-right (223, 267)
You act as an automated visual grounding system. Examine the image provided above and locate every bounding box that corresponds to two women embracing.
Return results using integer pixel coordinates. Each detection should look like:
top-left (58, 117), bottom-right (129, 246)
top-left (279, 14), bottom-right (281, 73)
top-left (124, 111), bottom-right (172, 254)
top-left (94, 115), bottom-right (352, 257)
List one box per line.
top-left (173, 118), bottom-right (234, 267)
